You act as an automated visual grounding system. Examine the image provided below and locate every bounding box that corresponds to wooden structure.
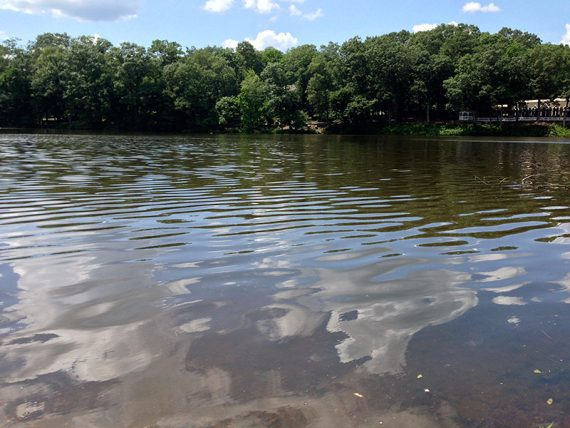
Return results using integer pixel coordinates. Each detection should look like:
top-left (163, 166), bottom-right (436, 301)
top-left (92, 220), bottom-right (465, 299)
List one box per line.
top-left (459, 98), bottom-right (570, 126)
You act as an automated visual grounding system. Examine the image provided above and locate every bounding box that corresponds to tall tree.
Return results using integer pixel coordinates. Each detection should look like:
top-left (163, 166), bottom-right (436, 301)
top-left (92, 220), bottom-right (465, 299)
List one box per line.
top-left (64, 36), bottom-right (113, 127)
top-left (239, 71), bottom-right (270, 131)
top-left (164, 48), bottom-right (238, 129)
top-left (0, 40), bottom-right (33, 126)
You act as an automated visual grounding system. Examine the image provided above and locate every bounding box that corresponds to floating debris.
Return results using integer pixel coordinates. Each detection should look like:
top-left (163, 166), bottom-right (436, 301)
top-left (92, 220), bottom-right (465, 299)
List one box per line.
top-left (534, 369), bottom-right (543, 374)
top-left (424, 388), bottom-right (431, 393)
top-left (547, 398), bottom-right (554, 406)
top-left (507, 316), bottom-right (521, 325)
top-left (354, 393), bottom-right (364, 398)
top-left (417, 374), bottom-right (423, 379)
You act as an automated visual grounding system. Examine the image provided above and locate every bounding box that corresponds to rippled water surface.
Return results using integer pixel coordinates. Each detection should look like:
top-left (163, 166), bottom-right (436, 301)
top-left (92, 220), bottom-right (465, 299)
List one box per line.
top-left (2, 134), bottom-right (570, 427)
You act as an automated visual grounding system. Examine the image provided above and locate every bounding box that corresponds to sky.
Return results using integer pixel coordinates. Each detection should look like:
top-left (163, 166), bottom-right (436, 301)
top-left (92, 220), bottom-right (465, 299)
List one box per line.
top-left (0, 0), bottom-right (569, 50)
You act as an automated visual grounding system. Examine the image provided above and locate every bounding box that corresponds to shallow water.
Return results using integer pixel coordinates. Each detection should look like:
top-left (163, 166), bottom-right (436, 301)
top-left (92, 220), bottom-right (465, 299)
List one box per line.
top-left (1, 134), bottom-right (570, 427)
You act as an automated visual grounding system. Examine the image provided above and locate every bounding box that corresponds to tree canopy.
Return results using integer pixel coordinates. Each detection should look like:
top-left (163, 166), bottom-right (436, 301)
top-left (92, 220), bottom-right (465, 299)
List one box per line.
top-left (0, 25), bottom-right (569, 131)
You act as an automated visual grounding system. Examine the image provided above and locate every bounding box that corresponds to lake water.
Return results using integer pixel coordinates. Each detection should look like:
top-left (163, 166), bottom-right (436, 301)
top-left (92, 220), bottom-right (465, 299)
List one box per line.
top-left (1, 134), bottom-right (570, 427)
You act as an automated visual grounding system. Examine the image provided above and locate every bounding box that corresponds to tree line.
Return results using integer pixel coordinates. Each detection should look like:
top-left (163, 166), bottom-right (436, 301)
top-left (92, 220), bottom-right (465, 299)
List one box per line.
top-left (0, 25), bottom-right (569, 132)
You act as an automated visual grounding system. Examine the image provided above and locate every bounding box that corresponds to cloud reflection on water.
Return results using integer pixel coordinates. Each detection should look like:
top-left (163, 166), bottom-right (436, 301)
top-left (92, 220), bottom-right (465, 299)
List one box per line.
top-left (1, 240), bottom-right (163, 383)
top-left (250, 254), bottom-right (478, 375)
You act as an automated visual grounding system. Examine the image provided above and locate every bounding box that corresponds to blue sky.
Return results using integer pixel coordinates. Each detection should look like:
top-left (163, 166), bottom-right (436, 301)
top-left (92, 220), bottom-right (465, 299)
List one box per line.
top-left (0, 0), bottom-right (569, 50)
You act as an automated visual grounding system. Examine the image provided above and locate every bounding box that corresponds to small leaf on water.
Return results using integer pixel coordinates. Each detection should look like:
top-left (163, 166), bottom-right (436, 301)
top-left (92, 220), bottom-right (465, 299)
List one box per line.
top-left (547, 398), bottom-right (554, 406)
top-left (534, 369), bottom-right (543, 374)
top-left (354, 393), bottom-right (364, 398)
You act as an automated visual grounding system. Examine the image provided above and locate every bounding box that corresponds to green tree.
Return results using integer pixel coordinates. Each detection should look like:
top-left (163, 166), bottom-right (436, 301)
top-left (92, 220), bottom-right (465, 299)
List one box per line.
top-left (108, 42), bottom-right (155, 129)
top-left (364, 32), bottom-right (416, 121)
top-left (239, 71), bottom-right (270, 131)
top-left (260, 47), bottom-right (284, 68)
top-left (2, 26), bottom-right (569, 131)
top-left (216, 96), bottom-right (241, 128)
top-left (149, 40), bottom-right (183, 66)
top-left (530, 44), bottom-right (570, 100)
top-left (31, 45), bottom-right (68, 123)
top-left (236, 41), bottom-right (263, 75)
top-left (409, 25), bottom-right (460, 121)
top-left (262, 62), bottom-right (306, 129)
top-left (444, 30), bottom-right (535, 114)
top-left (0, 39), bottom-right (33, 126)
top-left (164, 48), bottom-right (238, 129)
top-left (282, 45), bottom-right (318, 110)
top-left (306, 43), bottom-right (342, 123)
top-left (63, 36), bottom-right (113, 127)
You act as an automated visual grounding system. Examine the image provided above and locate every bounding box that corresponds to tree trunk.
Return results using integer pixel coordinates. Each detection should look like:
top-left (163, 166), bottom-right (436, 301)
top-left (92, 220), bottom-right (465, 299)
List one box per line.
top-left (426, 98), bottom-right (430, 123)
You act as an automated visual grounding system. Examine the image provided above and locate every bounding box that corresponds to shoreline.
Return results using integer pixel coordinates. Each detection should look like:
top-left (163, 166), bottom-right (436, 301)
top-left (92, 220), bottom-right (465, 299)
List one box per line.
top-left (377, 122), bottom-right (570, 138)
top-left (1, 123), bottom-right (570, 138)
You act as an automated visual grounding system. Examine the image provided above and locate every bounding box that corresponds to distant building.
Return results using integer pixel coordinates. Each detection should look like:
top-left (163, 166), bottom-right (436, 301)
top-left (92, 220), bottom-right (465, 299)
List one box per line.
top-left (520, 98), bottom-right (568, 109)
top-left (460, 98), bottom-right (569, 123)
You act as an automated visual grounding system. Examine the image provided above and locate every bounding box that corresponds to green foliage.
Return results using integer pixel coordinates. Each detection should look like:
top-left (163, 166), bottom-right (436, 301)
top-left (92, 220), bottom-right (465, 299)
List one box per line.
top-left (0, 26), bottom-right (569, 133)
top-left (0, 40), bottom-right (33, 125)
top-left (260, 47), bottom-right (283, 68)
top-left (64, 37), bottom-right (113, 127)
top-left (164, 48), bottom-right (238, 129)
top-left (149, 40), bottom-right (182, 66)
top-left (216, 96), bottom-right (241, 128)
top-left (236, 41), bottom-right (263, 75)
top-left (379, 123), bottom-right (564, 137)
top-left (31, 45), bottom-right (68, 121)
top-left (444, 30), bottom-right (537, 113)
top-left (262, 62), bottom-right (306, 129)
top-left (239, 71), bottom-right (270, 131)
top-left (548, 124), bottom-right (570, 138)
top-left (530, 44), bottom-right (570, 100)
top-left (306, 43), bottom-right (342, 122)
top-left (282, 44), bottom-right (318, 107)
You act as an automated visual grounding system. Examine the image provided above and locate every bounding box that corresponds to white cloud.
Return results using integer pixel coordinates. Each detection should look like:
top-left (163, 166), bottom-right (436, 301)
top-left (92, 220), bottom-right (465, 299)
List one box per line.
top-left (243, 0), bottom-right (279, 14)
top-left (224, 29), bottom-right (298, 51)
top-left (248, 29), bottom-right (298, 50)
top-left (302, 7), bottom-right (323, 20)
top-left (413, 23), bottom-right (438, 33)
top-left (412, 21), bottom-right (459, 33)
top-left (0, 30), bottom-right (7, 40)
top-left (463, 2), bottom-right (501, 13)
top-left (223, 38), bottom-right (239, 49)
top-left (203, 0), bottom-right (234, 13)
top-left (288, 4), bottom-right (322, 20)
top-left (207, 0), bottom-right (320, 20)
top-left (0, 0), bottom-right (139, 21)
top-left (562, 24), bottom-right (570, 46)
top-left (288, 4), bottom-right (301, 16)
